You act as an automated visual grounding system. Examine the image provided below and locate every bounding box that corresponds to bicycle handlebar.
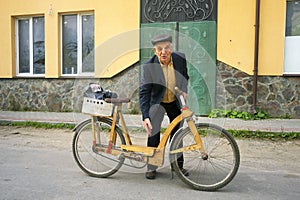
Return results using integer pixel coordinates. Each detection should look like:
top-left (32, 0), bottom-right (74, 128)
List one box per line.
top-left (174, 86), bottom-right (184, 95)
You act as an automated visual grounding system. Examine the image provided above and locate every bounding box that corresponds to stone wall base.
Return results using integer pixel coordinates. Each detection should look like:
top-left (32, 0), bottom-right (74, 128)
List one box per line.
top-left (216, 62), bottom-right (300, 118)
top-left (0, 61), bottom-right (299, 118)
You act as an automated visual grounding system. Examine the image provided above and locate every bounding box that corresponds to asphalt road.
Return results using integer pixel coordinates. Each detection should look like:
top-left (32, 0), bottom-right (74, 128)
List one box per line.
top-left (0, 126), bottom-right (299, 200)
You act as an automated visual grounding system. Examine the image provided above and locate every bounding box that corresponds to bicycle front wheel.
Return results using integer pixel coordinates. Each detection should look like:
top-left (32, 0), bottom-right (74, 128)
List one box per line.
top-left (72, 117), bottom-right (125, 178)
top-left (169, 123), bottom-right (240, 191)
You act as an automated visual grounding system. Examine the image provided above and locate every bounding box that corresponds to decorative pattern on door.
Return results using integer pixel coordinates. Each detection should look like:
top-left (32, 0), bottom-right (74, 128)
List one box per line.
top-left (142, 0), bottom-right (216, 23)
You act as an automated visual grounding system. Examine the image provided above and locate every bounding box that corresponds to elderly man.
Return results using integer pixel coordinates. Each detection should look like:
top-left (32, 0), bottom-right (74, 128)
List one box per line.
top-left (139, 34), bottom-right (189, 179)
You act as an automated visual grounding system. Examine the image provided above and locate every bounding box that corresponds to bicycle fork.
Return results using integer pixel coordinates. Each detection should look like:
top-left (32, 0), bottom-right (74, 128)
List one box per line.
top-left (186, 117), bottom-right (208, 160)
top-left (172, 87), bottom-right (208, 160)
top-left (169, 112), bottom-right (208, 160)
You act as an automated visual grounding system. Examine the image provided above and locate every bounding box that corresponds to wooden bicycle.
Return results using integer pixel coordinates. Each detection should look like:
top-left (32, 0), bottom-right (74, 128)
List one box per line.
top-left (72, 87), bottom-right (240, 191)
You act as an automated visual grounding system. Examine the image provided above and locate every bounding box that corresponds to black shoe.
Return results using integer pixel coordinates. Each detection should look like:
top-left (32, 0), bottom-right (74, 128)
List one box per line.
top-left (145, 170), bottom-right (156, 179)
top-left (180, 168), bottom-right (189, 176)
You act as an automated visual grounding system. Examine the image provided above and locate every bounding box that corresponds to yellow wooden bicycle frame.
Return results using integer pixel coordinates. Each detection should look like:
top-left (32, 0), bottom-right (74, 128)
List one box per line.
top-left (91, 96), bottom-right (206, 167)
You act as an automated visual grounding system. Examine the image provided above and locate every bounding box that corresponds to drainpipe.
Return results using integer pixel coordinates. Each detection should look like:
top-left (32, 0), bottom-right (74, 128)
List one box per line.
top-left (252, 0), bottom-right (260, 114)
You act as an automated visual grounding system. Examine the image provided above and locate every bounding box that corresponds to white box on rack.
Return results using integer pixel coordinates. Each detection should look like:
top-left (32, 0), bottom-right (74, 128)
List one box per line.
top-left (82, 97), bottom-right (113, 116)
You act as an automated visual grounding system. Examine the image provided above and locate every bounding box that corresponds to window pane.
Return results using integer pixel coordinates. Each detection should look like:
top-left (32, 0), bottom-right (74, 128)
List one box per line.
top-left (62, 15), bottom-right (77, 74)
top-left (33, 17), bottom-right (45, 74)
top-left (82, 15), bottom-right (94, 73)
top-left (286, 1), bottom-right (300, 36)
top-left (18, 19), bottom-right (30, 73)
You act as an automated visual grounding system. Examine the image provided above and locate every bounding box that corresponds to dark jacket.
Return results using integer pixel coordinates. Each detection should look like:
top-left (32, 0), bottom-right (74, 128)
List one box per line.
top-left (139, 52), bottom-right (189, 120)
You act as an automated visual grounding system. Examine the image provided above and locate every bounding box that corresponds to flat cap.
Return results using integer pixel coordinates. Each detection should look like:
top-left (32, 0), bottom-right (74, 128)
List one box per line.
top-left (151, 34), bottom-right (172, 45)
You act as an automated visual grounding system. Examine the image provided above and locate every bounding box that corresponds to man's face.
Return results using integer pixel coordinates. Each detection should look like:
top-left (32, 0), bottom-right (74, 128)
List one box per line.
top-left (153, 41), bottom-right (172, 65)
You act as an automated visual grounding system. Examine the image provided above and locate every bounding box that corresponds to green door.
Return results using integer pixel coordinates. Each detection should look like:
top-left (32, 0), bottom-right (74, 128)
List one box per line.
top-left (140, 21), bottom-right (216, 115)
top-left (179, 21), bottom-right (216, 115)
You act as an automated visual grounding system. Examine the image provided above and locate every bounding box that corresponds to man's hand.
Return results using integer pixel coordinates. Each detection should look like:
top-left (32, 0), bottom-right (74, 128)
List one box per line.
top-left (143, 118), bottom-right (152, 136)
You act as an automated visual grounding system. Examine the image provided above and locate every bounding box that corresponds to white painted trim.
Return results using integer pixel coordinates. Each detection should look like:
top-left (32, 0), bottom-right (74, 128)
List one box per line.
top-left (284, 36), bottom-right (300, 74)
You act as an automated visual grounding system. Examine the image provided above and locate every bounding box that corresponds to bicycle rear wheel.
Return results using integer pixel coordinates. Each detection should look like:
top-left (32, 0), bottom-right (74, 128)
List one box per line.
top-left (169, 123), bottom-right (240, 191)
top-left (72, 117), bottom-right (125, 178)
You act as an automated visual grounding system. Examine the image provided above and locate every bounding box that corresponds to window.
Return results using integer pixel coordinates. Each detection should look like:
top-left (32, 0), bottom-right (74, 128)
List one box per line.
top-left (284, 0), bottom-right (300, 74)
top-left (16, 17), bottom-right (45, 76)
top-left (61, 13), bottom-right (94, 75)
top-left (286, 0), bottom-right (300, 36)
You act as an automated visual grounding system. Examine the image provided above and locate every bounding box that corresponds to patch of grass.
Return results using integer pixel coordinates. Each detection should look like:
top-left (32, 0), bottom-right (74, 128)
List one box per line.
top-left (0, 121), bottom-right (75, 130)
top-left (137, 127), bottom-right (299, 140)
top-left (228, 129), bottom-right (300, 140)
top-left (208, 109), bottom-right (270, 120)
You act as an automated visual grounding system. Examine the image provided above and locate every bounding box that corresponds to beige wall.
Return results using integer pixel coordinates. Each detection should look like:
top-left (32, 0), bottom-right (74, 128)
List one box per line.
top-left (0, 0), bottom-right (140, 78)
top-left (217, 0), bottom-right (256, 75)
top-left (0, 0), bottom-right (288, 77)
top-left (217, 0), bottom-right (286, 75)
top-left (258, 0), bottom-right (285, 75)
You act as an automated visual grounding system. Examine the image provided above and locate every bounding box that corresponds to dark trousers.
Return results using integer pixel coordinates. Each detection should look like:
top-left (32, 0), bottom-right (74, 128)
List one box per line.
top-left (147, 101), bottom-right (184, 170)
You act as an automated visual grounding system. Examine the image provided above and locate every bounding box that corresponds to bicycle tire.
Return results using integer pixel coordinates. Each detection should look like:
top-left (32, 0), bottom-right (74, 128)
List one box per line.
top-left (72, 117), bottom-right (125, 178)
top-left (169, 123), bottom-right (240, 191)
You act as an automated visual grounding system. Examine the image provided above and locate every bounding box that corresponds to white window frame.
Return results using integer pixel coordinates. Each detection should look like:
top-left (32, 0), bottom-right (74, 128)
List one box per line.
top-left (60, 13), bottom-right (95, 77)
top-left (284, 0), bottom-right (300, 75)
top-left (16, 16), bottom-right (45, 77)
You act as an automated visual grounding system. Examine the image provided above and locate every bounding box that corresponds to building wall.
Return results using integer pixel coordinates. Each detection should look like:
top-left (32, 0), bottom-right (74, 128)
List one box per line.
top-left (0, 62), bottom-right (140, 114)
top-left (0, 0), bottom-right (140, 78)
top-left (217, 0), bottom-right (256, 75)
top-left (217, 0), bottom-right (286, 75)
top-left (216, 62), bottom-right (300, 118)
top-left (1, 1), bottom-right (299, 118)
top-left (0, 0), bottom-right (291, 78)
top-left (1, 63), bottom-right (299, 118)
top-left (258, 0), bottom-right (286, 75)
